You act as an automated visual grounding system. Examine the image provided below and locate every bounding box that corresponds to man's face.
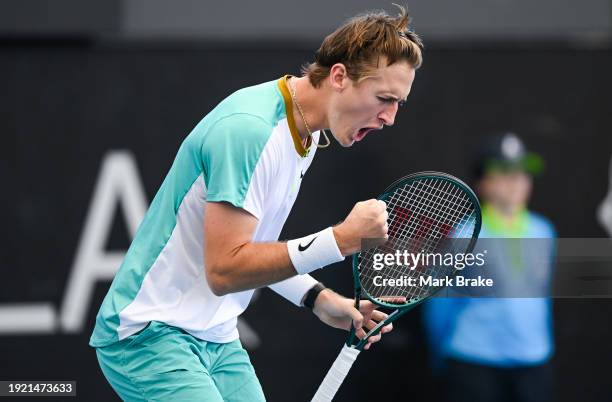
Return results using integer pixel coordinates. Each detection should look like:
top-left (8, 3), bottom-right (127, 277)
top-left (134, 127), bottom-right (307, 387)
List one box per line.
top-left (479, 170), bottom-right (532, 211)
top-left (327, 59), bottom-right (415, 147)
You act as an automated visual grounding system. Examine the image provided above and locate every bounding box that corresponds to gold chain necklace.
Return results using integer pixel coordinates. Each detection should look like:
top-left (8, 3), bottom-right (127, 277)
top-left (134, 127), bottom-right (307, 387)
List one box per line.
top-left (288, 77), bottom-right (330, 149)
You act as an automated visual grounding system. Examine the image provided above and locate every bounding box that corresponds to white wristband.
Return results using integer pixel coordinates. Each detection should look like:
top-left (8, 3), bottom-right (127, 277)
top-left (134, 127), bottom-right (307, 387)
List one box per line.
top-left (287, 227), bottom-right (345, 275)
top-left (268, 274), bottom-right (319, 306)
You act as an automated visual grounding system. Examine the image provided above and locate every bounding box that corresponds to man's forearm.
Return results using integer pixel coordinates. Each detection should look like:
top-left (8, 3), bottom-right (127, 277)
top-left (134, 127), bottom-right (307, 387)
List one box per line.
top-left (203, 198), bottom-right (386, 296)
top-left (205, 241), bottom-right (297, 296)
top-left (206, 227), bottom-right (344, 297)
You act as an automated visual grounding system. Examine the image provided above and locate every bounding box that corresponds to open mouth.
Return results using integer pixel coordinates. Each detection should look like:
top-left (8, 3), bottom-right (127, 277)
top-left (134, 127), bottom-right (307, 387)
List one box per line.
top-left (353, 127), bottom-right (378, 142)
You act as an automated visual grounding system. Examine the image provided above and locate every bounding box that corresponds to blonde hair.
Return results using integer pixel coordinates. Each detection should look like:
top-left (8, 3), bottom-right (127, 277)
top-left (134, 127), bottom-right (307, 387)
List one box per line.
top-left (302, 4), bottom-right (423, 87)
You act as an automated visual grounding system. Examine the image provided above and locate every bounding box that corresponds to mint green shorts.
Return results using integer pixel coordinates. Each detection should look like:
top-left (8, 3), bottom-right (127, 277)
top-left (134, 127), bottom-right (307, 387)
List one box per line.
top-left (94, 321), bottom-right (266, 401)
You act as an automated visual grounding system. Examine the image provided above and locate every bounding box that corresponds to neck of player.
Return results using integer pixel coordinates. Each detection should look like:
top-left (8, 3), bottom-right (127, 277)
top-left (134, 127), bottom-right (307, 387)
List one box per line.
top-left (290, 76), bottom-right (329, 142)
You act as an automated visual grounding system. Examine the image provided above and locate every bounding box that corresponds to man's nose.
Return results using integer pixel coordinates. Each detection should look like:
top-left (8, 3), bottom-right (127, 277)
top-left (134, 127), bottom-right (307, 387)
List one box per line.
top-left (378, 102), bottom-right (398, 126)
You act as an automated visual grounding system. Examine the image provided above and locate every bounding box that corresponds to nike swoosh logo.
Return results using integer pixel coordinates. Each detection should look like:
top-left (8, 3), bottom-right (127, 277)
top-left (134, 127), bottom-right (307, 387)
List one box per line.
top-left (298, 237), bottom-right (317, 252)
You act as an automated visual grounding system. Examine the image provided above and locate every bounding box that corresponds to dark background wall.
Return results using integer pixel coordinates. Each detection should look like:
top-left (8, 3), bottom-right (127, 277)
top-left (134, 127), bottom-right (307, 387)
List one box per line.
top-left (1, 0), bottom-right (611, 41)
top-left (1, 40), bottom-right (611, 401)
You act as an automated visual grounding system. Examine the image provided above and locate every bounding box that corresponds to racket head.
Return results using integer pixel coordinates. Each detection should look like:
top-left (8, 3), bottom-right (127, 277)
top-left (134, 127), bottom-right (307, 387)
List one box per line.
top-left (353, 171), bottom-right (482, 309)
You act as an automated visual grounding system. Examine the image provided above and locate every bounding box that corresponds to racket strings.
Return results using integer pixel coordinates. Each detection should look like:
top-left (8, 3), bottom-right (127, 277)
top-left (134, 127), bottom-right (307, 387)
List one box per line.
top-left (390, 183), bottom-right (466, 250)
top-left (390, 180), bottom-right (474, 284)
top-left (358, 178), bottom-right (478, 303)
top-left (395, 180), bottom-right (471, 239)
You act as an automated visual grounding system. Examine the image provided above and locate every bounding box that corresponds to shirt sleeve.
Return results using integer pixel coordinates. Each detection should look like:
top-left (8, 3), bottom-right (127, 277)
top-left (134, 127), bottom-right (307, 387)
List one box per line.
top-left (201, 113), bottom-right (274, 220)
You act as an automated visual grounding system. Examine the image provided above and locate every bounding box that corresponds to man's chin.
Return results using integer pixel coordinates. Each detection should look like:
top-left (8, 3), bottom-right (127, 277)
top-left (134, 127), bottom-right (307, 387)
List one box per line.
top-left (339, 139), bottom-right (354, 148)
top-left (326, 130), bottom-right (353, 147)
top-left (337, 134), bottom-right (355, 148)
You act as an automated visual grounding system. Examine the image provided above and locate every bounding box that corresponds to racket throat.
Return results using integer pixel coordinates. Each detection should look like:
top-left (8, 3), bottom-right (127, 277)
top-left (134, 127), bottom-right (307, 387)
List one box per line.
top-left (351, 309), bottom-right (402, 350)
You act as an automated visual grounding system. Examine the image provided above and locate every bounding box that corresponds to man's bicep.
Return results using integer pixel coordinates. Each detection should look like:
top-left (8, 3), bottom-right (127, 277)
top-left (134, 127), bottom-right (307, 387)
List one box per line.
top-left (204, 201), bottom-right (259, 267)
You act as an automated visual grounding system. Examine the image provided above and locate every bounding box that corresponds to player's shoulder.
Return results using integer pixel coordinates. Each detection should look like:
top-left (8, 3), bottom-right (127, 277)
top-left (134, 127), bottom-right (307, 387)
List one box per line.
top-left (213, 79), bottom-right (286, 128)
top-left (185, 78), bottom-right (285, 147)
top-left (527, 210), bottom-right (556, 237)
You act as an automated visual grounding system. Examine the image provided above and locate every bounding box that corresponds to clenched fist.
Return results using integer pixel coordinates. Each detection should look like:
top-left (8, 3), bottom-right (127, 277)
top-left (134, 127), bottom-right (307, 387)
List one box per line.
top-left (333, 199), bottom-right (389, 256)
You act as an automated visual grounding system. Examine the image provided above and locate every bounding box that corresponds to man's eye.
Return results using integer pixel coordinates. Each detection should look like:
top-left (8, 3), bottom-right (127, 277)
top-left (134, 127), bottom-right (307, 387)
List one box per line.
top-left (377, 97), bottom-right (406, 107)
top-left (377, 97), bottom-right (395, 104)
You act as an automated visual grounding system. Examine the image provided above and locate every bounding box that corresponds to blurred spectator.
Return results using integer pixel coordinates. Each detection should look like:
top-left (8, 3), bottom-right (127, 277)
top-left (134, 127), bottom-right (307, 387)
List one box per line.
top-left (423, 132), bottom-right (556, 402)
top-left (597, 154), bottom-right (612, 236)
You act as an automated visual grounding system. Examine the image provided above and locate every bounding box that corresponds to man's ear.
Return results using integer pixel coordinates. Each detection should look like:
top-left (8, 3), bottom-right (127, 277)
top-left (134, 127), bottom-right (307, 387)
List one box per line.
top-left (328, 63), bottom-right (348, 92)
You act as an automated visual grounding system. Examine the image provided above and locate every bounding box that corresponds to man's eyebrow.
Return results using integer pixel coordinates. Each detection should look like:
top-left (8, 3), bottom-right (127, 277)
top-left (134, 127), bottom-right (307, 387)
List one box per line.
top-left (379, 94), bottom-right (399, 100)
top-left (382, 94), bottom-right (408, 102)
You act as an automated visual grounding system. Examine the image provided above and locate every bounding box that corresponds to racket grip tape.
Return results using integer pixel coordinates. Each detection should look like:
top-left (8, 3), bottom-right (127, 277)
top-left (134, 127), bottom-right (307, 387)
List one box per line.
top-left (311, 344), bottom-right (361, 402)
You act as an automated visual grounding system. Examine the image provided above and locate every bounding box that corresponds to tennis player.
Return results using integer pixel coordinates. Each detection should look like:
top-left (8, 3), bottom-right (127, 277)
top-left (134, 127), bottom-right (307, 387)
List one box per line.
top-left (91, 6), bottom-right (423, 401)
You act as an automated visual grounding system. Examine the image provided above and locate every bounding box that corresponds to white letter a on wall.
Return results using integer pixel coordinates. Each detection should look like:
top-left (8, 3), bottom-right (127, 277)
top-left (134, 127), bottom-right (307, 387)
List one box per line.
top-left (60, 151), bottom-right (148, 332)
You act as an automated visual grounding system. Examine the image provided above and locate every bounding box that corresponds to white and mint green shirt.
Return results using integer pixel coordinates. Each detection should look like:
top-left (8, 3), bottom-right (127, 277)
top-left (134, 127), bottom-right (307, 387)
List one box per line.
top-left (90, 77), bottom-right (320, 347)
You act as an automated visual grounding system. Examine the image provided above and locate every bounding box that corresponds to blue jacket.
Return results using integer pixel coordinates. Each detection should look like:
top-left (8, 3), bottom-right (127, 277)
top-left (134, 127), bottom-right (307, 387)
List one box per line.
top-left (423, 208), bottom-right (556, 368)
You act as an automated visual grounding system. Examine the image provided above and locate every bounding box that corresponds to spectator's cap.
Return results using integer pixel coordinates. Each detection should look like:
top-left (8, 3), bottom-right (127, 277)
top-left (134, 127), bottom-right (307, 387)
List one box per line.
top-left (474, 132), bottom-right (544, 178)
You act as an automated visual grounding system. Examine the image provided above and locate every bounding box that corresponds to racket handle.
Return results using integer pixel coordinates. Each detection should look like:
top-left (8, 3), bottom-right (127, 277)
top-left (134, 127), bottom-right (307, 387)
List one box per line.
top-left (311, 344), bottom-right (361, 402)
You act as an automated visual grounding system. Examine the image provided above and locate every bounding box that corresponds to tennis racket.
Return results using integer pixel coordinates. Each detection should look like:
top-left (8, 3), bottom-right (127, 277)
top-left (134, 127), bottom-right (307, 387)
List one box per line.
top-left (311, 171), bottom-right (482, 402)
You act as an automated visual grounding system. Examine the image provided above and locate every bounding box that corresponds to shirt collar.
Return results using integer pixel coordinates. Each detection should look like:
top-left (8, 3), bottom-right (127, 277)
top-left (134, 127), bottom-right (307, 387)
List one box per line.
top-left (277, 75), bottom-right (312, 158)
